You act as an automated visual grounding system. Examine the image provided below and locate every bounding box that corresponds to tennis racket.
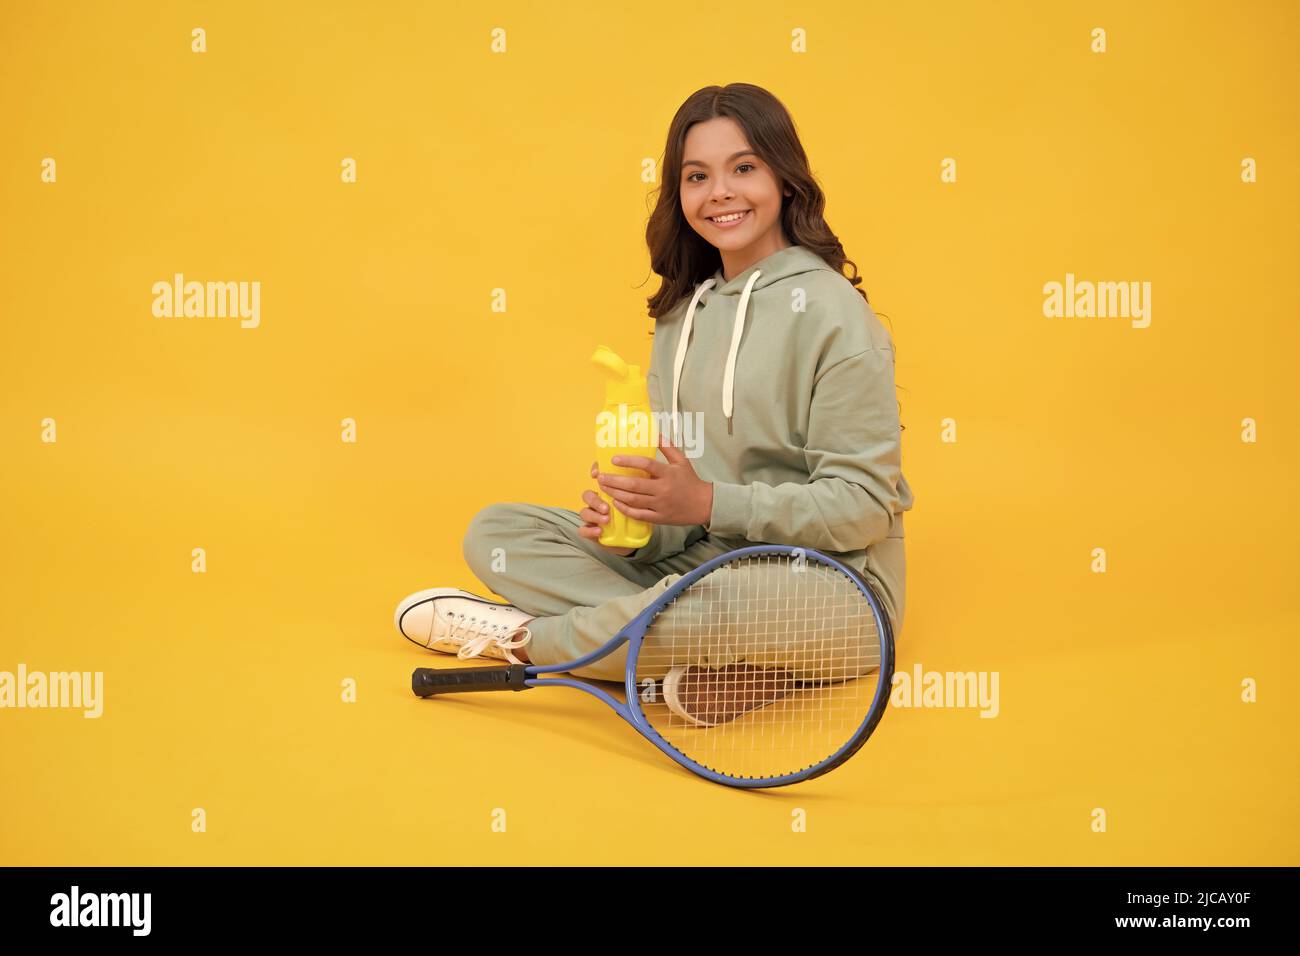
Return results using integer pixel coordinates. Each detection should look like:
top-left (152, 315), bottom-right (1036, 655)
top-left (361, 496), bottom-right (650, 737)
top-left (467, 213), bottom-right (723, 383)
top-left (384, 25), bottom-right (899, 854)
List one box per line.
top-left (411, 543), bottom-right (894, 788)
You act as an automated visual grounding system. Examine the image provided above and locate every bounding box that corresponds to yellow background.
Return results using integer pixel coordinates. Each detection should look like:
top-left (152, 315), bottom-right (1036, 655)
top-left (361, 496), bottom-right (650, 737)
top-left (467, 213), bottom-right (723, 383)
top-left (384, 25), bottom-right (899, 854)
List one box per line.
top-left (2, 0), bottom-right (1296, 865)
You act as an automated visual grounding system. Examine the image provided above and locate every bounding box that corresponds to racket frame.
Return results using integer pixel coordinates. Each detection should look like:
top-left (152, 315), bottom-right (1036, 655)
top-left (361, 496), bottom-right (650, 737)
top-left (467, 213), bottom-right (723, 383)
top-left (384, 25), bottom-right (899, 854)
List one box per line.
top-left (418, 543), bottom-right (896, 788)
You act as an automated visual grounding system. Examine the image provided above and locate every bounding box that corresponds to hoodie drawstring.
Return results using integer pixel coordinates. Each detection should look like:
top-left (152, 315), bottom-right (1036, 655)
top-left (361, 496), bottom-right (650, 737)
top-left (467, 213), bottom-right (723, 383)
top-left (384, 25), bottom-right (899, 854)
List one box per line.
top-left (722, 271), bottom-right (762, 434)
top-left (670, 270), bottom-right (763, 441)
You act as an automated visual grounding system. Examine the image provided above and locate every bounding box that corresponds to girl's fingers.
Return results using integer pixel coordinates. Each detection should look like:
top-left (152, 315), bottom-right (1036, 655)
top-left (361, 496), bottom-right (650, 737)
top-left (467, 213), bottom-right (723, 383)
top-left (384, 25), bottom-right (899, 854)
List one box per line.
top-left (598, 489), bottom-right (650, 512)
top-left (582, 490), bottom-right (608, 513)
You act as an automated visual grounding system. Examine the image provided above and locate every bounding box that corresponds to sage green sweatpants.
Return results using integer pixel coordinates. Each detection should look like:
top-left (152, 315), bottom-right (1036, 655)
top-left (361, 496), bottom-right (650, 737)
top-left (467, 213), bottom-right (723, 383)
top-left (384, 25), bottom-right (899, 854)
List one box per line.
top-left (461, 502), bottom-right (734, 682)
top-left (460, 502), bottom-right (889, 684)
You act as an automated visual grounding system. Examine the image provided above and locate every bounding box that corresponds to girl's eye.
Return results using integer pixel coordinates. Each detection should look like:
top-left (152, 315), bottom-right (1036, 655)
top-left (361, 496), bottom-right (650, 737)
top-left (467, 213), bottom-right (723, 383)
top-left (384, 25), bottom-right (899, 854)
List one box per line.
top-left (686, 163), bottom-right (756, 183)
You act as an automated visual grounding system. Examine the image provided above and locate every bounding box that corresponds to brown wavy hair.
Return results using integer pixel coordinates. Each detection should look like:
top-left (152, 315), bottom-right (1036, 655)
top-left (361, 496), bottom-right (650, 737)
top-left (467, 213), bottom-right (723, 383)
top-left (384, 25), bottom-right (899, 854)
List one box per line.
top-left (644, 83), bottom-right (870, 320)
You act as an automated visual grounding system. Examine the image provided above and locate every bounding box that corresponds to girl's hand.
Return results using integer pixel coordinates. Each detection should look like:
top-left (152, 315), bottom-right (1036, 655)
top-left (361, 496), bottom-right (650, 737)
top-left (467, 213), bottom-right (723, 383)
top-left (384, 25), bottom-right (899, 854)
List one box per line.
top-left (579, 460), bottom-right (636, 555)
top-left (595, 433), bottom-right (714, 527)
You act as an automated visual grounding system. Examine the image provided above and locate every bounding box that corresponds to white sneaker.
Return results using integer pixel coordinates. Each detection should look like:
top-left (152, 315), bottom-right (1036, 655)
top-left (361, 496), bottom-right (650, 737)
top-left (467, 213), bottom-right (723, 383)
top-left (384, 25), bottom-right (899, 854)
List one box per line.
top-left (394, 588), bottom-right (534, 664)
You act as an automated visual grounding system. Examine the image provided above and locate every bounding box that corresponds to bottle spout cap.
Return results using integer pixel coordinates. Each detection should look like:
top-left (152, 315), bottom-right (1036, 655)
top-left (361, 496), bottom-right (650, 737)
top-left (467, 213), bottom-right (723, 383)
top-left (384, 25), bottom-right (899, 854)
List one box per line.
top-left (591, 345), bottom-right (647, 406)
top-left (590, 344), bottom-right (630, 382)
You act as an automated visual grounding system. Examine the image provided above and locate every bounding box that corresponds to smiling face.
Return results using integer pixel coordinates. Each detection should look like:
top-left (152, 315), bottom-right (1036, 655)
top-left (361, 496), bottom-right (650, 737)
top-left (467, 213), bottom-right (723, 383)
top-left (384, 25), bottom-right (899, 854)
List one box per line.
top-left (679, 116), bottom-right (791, 282)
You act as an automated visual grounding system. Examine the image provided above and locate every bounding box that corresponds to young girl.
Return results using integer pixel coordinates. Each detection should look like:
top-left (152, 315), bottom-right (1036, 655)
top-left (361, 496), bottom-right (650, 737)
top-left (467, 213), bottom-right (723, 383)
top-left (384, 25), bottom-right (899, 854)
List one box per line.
top-left (394, 83), bottom-right (913, 724)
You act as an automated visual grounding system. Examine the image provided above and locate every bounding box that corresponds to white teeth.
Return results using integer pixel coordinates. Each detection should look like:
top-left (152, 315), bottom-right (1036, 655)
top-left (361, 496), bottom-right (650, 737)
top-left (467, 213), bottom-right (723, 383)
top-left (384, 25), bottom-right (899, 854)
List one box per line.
top-left (710, 211), bottom-right (748, 223)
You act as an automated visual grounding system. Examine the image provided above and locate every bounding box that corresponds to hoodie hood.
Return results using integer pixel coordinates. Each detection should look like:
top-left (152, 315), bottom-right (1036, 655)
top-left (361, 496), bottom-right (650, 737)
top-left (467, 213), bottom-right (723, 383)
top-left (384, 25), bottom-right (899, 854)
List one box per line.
top-left (670, 244), bottom-right (836, 438)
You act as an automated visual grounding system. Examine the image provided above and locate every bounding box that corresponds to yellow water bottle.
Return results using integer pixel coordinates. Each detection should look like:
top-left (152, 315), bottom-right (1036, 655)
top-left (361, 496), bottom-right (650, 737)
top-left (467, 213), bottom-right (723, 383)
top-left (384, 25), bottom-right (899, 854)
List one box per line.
top-left (591, 344), bottom-right (658, 549)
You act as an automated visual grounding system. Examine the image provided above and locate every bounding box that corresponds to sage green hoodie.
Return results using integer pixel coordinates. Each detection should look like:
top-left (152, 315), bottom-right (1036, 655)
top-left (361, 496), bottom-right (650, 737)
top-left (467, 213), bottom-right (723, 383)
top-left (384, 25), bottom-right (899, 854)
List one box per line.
top-left (627, 243), bottom-right (915, 636)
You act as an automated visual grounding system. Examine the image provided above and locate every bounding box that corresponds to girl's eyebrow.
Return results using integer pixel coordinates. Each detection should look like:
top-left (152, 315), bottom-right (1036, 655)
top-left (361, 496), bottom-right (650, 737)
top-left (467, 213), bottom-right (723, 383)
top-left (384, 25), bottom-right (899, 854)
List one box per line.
top-left (682, 150), bottom-right (757, 169)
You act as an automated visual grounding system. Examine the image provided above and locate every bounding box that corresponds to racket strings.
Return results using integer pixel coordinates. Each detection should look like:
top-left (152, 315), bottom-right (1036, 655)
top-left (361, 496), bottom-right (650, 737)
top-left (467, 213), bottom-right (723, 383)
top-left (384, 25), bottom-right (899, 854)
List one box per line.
top-left (634, 553), bottom-right (882, 780)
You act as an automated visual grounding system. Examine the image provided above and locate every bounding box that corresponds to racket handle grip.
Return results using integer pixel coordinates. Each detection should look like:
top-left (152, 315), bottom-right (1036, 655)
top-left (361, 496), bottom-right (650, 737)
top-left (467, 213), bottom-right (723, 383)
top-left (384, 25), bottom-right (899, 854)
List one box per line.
top-left (412, 664), bottom-right (531, 697)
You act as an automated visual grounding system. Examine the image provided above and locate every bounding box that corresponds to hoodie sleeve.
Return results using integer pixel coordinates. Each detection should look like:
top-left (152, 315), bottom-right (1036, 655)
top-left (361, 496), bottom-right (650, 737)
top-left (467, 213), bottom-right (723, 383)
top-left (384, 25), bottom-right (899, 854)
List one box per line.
top-left (625, 359), bottom-right (707, 564)
top-left (706, 346), bottom-right (905, 553)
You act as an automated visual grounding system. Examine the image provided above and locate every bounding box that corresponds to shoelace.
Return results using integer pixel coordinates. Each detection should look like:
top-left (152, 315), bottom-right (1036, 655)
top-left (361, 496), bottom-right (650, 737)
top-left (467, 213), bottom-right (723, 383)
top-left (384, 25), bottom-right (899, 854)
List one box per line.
top-left (444, 611), bottom-right (533, 664)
